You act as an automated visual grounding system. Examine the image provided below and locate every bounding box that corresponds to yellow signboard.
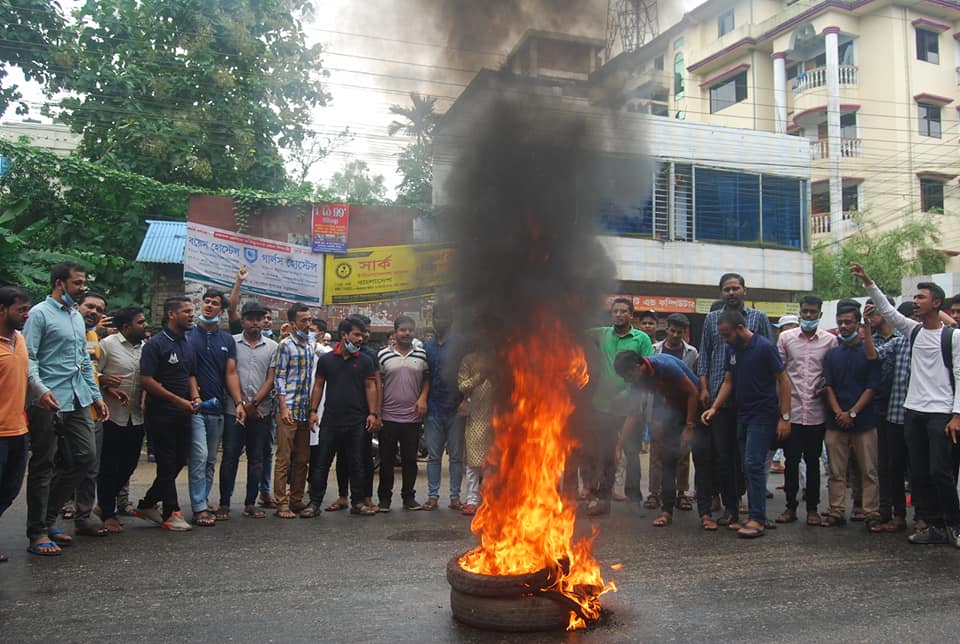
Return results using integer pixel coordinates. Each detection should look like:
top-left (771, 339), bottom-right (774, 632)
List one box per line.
top-left (323, 243), bottom-right (454, 305)
top-left (751, 301), bottom-right (800, 317)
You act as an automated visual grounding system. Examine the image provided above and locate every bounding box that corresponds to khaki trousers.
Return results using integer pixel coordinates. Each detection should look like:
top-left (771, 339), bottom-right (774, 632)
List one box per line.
top-left (824, 427), bottom-right (879, 518)
top-left (273, 417), bottom-right (310, 509)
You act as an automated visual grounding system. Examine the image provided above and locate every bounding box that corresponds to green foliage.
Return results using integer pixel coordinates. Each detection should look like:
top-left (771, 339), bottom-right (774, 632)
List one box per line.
top-left (813, 214), bottom-right (947, 299)
top-left (0, 0), bottom-right (67, 115)
top-left (45, 0), bottom-right (330, 192)
top-left (327, 160), bottom-right (387, 205)
top-left (388, 93), bottom-right (442, 211)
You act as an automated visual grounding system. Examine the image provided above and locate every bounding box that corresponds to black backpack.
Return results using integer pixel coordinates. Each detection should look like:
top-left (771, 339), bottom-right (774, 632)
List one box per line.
top-left (909, 325), bottom-right (955, 389)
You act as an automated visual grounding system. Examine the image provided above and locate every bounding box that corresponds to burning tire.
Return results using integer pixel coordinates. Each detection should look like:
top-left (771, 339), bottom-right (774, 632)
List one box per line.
top-left (450, 588), bottom-right (571, 632)
top-left (446, 556), bottom-right (551, 598)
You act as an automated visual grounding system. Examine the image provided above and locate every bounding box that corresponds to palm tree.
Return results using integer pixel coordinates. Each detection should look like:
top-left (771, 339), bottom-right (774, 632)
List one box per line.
top-left (387, 93), bottom-right (441, 147)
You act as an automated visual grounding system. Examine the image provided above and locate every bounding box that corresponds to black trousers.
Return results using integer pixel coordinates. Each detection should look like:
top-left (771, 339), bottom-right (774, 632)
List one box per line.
top-left (377, 420), bottom-right (420, 505)
top-left (336, 432), bottom-right (374, 499)
top-left (877, 417), bottom-right (907, 521)
top-left (778, 423), bottom-right (825, 513)
top-left (97, 420), bottom-right (145, 520)
top-left (904, 411), bottom-right (960, 528)
top-left (653, 415), bottom-right (683, 514)
top-left (310, 423), bottom-right (367, 508)
top-left (140, 409), bottom-right (191, 519)
top-left (582, 412), bottom-right (622, 501)
top-left (693, 406), bottom-right (740, 517)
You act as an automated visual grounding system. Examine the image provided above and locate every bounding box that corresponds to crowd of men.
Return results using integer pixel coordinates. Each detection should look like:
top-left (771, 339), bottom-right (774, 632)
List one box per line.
top-left (1, 260), bottom-right (959, 560)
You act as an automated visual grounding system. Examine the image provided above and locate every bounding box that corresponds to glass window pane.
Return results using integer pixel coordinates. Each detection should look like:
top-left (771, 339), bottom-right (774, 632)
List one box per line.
top-left (694, 168), bottom-right (760, 243)
top-left (762, 176), bottom-right (802, 248)
top-left (709, 71), bottom-right (747, 113)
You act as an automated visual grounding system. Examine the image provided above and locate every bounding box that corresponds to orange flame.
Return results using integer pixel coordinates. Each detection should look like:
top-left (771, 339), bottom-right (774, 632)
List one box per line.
top-left (458, 316), bottom-right (615, 630)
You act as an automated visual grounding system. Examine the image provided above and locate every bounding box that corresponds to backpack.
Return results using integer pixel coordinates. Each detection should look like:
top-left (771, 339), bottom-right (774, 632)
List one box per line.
top-left (909, 325), bottom-right (955, 390)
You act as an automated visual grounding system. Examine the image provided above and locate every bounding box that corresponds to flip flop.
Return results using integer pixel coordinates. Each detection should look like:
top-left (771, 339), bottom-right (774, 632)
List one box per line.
top-left (737, 521), bottom-right (766, 539)
top-left (27, 541), bottom-right (62, 556)
top-left (76, 521), bottom-right (109, 537)
top-left (325, 501), bottom-right (348, 512)
top-left (193, 511), bottom-right (216, 527)
top-left (47, 528), bottom-right (74, 546)
top-left (243, 506), bottom-right (266, 518)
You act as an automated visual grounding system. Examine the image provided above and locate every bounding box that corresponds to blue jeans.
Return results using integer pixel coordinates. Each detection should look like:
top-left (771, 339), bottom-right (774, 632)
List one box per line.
top-left (261, 419), bottom-right (276, 496)
top-left (0, 434), bottom-right (29, 518)
top-left (219, 414), bottom-right (271, 507)
top-left (737, 420), bottom-right (777, 524)
top-left (425, 413), bottom-right (465, 500)
top-left (189, 413), bottom-right (224, 512)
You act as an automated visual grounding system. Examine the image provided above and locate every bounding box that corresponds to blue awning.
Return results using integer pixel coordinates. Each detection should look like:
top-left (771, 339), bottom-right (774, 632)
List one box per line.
top-left (136, 219), bottom-right (186, 264)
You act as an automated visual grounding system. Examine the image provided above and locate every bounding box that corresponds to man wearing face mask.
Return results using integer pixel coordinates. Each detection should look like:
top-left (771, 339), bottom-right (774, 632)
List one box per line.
top-left (23, 262), bottom-right (110, 555)
top-left (774, 295), bottom-right (837, 525)
top-left (186, 289), bottom-right (245, 527)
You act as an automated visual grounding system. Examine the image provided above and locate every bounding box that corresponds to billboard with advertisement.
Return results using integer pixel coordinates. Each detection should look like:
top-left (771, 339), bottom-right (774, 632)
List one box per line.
top-left (311, 203), bottom-right (350, 254)
top-left (324, 243), bottom-right (453, 305)
top-left (605, 294), bottom-right (696, 313)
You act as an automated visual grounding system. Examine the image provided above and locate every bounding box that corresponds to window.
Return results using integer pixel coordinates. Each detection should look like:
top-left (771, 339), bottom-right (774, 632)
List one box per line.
top-left (921, 179), bottom-right (945, 212)
top-left (840, 113), bottom-right (857, 138)
top-left (650, 102), bottom-right (669, 117)
top-left (786, 63), bottom-right (800, 80)
top-left (694, 168), bottom-right (761, 243)
top-left (718, 10), bottom-right (735, 37)
top-left (762, 176), bottom-right (803, 248)
top-left (842, 184), bottom-right (859, 212)
top-left (709, 71), bottom-right (747, 113)
top-left (918, 103), bottom-right (942, 138)
top-left (812, 184), bottom-right (829, 214)
top-left (653, 54), bottom-right (664, 71)
top-left (674, 53), bottom-right (684, 99)
top-left (838, 40), bottom-right (854, 66)
top-left (916, 28), bottom-right (939, 64)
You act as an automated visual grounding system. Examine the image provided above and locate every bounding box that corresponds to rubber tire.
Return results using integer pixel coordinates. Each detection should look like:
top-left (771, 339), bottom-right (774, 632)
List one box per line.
top-left (450, 587), bottom-right (570, 632)
top-left (446, 556), bottom-right (552, 597)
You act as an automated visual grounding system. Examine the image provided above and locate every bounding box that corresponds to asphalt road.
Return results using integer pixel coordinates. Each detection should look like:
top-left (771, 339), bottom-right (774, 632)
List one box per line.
top-left (1, 453), bottom-right (959, 643)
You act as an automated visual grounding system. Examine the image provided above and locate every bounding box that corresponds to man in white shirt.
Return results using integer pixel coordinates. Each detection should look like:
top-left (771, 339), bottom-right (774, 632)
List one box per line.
top-left (851, 262), bottom-right (960, 547)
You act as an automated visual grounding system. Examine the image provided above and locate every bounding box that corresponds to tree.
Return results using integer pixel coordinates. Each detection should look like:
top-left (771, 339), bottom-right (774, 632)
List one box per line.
top-left (286, 127), bottom-right (354, 189)
top-left (813, 214), bottom-right (947, 299)
top-left (327, 160), bottom-right (387, 204)
top-left (45, 0), bottom-right (330, 192)
top-left (0, 0), bottom-right (67, 115)
top-left (388, 92), bottom-right (442, 210)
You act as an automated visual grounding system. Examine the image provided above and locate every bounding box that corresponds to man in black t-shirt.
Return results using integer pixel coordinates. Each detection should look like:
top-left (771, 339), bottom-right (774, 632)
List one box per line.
top-left (305, 318), bottom-right (380, 515)
top-left (135, 297), bottom-right (200, 532)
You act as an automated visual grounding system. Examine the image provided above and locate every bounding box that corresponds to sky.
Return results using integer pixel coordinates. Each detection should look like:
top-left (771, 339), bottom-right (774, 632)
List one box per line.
top-left (2, 0), bottom-right (709, 195)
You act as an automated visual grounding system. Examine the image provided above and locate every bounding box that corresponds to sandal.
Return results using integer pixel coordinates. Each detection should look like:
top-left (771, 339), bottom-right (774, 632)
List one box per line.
top-left (819, 514), bottom-right (846, 528)
top-left (737, 520), bottom-right (766, 539)
top-left (325, 501), bottom-right (349, 512)
top-left (350, 504), bottom-right (377, 516)
top-left (47, 528), bottom-right (74, 546)
top-left (461, 504), bottom-right (477, 516)
top-left (215, 507), bottom-right (231, 521)
top-left (27, 540), bottom-right (62, 556)
top-left (275, 508), bottom-right (297, 519)
top-left (76, 520), bottom-right (109, 537)
top-left (850, 509), bottom-right (866, 522)
top-left (448, 497), bottom-right (463, 511)
top-left (243, 506), bottom-right (266, 518)
top-left (103, 518), bottom-right (124, 534)
top-left (881, 517), bottom-right (907, 532)
top-left (775, 510), bottom-right (797, 524)
top-left (700, 514), bottom-right (718, 531)
top-left (422, 497), bottom-right (439, 511)
top-left (258, 495), bottom-right (277, 509)
top-left (652, 512), bottom-right (672, 527)
top-left (61, 505), bottom-right (75, 521)
top-left (643, 495), bottom-right (659, 510)
top-left (675, 496), bottom-right (693, 511)
top-left (117, 502), bottom-right (136, 517)
top-left (585, 498), bottom-right (610, 516)
top-left (866, 518), bottom-right (885, 533)
top-left (193, 511), bottom-right (216, 527)
top-left (299, 505), bottom-right (319, 518)
top-left (806, 511), bottom-right (821, 526)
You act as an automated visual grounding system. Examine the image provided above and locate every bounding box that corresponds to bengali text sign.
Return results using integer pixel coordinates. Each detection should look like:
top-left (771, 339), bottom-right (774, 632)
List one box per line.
top-left (324, 243), bottom-right (453, 305)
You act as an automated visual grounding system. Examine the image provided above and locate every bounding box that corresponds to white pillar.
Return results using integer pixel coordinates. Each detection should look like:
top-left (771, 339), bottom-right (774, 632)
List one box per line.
top-left (824, 27), bottom-right (843, 244)
top-left (772, 52), bottom-right (788, 134)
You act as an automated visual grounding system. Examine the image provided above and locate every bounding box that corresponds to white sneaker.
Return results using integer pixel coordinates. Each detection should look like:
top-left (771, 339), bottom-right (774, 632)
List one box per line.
top-left (161, 511), bottom-right (193, 531)
top-left (134, 505), bottom-right (163, 525)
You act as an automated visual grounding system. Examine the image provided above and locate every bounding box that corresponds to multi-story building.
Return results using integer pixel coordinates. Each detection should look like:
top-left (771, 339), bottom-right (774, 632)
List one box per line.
top-left (601, 0), bottom-right (960, 266)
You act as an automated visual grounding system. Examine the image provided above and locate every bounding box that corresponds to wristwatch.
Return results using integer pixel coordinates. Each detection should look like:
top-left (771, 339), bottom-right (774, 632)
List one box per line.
top-left (849, 410), bottom-right (857, 419)
top-left (371, 412), bottom-right (380, 418)
top-left (781, 413), bottom-right (791, 421)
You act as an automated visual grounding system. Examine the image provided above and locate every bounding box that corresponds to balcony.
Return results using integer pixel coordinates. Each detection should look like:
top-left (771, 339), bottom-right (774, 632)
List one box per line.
top-left (810, 138), bottom-right (862, 160)
top-left (793, 65), bottom-right (858, 95)
top-left (811, 211), bottom-right (855, 235)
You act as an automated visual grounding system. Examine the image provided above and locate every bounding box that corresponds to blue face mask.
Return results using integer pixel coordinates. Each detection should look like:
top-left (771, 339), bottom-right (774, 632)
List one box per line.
top-left (839, 329), bottom-right (859, 343)
top-left (800, 319), bottom-right (819, 333)
top-left (61, 291), bottom-right (78, 308)
top-left (262, 328), bottom-right (273, 338)
top-left (307, 331), bottom-right (317, 346)
top-left (295, 329), bottom-right (309, 341)
top-left (344, 340), bottom-right (360, 354)
top-left (198, 314), bottom-right (220, 325)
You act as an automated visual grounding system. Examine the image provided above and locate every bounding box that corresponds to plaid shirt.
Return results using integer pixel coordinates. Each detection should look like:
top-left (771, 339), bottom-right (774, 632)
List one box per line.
top-left (272, 335), bottom-right (315, 422)
top-left (698, 306), bottom-right (774, 399)
top-left (876, 332), bottom-right (910, 425)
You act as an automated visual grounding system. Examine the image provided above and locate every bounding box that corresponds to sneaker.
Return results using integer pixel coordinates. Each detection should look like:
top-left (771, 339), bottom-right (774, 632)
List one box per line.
top-left (134, 505), bottom-right (163, 525)
top-left (161, 511), bottom-right (193, 532)
top-left (907, 525), bottom-right (948, 545)
top-left (402, 499), bottom-right (423, 511)
top-left (948, 525), bottom-right (960, 549)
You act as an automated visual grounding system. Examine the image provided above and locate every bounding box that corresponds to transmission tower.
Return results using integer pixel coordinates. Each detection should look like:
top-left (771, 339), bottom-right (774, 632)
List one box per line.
top-left (605, 0), bottom-right (659, 60)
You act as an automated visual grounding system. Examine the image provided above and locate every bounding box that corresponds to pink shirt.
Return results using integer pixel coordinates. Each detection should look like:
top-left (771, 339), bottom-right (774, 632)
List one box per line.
top-left (777, 327), bottom-right (837, 426)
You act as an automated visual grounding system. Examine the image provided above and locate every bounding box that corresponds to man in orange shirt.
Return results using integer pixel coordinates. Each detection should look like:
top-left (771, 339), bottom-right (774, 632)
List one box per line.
top-left (0, 286), bottom-right (34, 559)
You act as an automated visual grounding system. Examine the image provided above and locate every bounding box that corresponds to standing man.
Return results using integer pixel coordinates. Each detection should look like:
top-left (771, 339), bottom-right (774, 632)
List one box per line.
top-left (820, 302), bottom-right (880, 529)
top-left (697, 273), bottom-right (774, 527)
top-left (774, 295), bottom-right (836, 526)
top-left (0, 286), bottom-right (34, 558)
top-left (650, 313), bottom-right (698, 512)
top-left (851, 263), bottom-right (960, 546)
top-left (583, 298), bottom-right (653, 516)
top-left (136, 297), bottom-right (200, 532)
top-left (258, 309), bottom-right (277, 508)
top-left (271, 303), bottom-right (314, 519)
top-left (187, 289), bottom-right (244, 527)
top-left (701, 310), bottom-right (791, 539)
top-left (423, 302), bottom-right (466, 511)
top-left (305, 318), bottom-right (380, 516)
top-left (96, 307), bottom-right (147, 534)
top-left (218, 302), bottom-right (277, 519)
top-left (950, 294), bottom-right (960, 327)
top-left (377, 315), bottom-right (429, 511)
top-left (24, 262), bottom-right (110, 554)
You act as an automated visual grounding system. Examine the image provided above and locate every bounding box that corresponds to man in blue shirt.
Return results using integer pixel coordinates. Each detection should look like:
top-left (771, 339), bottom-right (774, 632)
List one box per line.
top-left (821, 302), bottom-right (880, 529)
top-left (614, 352), bottom-right (699, 528)
top-left (23, 262), bottom-right (110, 554)
top-left (187, 289), bottom-right (244, 527)
top-left (702, 309), bottom-right (791, 539)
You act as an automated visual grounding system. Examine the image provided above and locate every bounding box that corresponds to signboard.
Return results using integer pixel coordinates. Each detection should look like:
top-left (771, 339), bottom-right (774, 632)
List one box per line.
top-left (751, 301), bottom-right (800, 317)
top-left (311, 203), bottom-right (349, 253)
top-left (324, 243), bottom-right (453, 305)
top-left (606, 294), bottom-right (696, 314)
top-left (185, 222), bottom-right (324, 305)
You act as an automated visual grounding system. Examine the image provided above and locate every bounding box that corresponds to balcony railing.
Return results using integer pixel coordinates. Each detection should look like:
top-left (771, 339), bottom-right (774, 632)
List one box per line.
top-left (793, 65), bottom-right (858, 94)
top-left (811, 210), bottom-right (855, 235)
top-left (810, 138), bottom-right (862, 160)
